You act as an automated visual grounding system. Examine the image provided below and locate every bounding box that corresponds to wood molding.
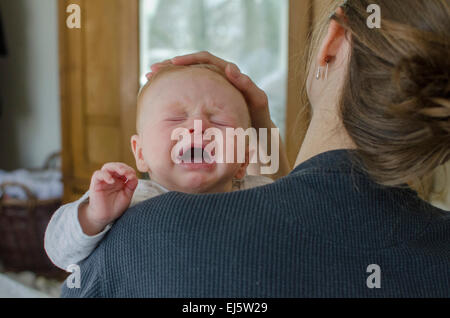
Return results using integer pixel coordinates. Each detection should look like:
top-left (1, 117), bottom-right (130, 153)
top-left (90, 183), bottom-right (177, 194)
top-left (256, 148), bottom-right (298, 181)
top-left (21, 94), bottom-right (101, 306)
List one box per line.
top-left (286, 0), bottom-right (313, 167)
top-left (58, 0), bottom-right (139, 202)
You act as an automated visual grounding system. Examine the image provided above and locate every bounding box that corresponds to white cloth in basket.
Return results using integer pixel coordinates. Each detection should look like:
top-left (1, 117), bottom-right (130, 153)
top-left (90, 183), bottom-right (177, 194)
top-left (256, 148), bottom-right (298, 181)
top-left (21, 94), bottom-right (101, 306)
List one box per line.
top-left (0, 169), bottom-right (62, 200)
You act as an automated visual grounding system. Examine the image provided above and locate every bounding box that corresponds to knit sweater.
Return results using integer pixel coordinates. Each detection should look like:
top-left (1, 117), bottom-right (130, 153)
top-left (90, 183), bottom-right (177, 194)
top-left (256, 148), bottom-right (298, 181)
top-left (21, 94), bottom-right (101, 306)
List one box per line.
top-left (61, 150), bottom-right (450, 298)
top-left (45, 175), bottom-right (272, 270)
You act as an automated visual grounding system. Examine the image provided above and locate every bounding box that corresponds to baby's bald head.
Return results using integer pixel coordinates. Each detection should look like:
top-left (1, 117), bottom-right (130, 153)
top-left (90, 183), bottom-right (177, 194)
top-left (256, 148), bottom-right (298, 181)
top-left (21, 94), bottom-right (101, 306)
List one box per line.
top-left (136, 64), bottom-right (251, 133)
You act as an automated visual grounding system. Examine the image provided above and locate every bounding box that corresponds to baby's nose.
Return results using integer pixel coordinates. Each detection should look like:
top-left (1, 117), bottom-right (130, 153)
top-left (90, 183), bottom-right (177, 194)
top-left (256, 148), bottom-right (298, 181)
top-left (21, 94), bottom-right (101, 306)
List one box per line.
top-left (189, 127), bottom-right (207, 135)
top-left (187, 119), bottom-right (212, 134)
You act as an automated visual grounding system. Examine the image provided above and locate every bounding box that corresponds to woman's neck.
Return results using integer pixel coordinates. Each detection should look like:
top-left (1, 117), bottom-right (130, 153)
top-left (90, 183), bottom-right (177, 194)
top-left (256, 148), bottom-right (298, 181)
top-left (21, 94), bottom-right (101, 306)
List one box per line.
top-left (295, 108), bottom-right (357, 168)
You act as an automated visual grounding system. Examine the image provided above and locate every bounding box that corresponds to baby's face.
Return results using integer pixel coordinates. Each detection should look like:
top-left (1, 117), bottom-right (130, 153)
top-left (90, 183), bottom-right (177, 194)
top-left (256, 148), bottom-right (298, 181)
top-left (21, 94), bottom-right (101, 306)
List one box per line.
top-left (132, 68), bottom-right (250, 194)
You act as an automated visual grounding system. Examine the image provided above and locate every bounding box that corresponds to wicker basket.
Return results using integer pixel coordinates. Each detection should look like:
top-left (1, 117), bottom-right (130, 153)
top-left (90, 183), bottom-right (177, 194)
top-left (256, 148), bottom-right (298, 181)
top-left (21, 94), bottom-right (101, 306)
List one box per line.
top-left (0, 154), bottom-right (67, 279)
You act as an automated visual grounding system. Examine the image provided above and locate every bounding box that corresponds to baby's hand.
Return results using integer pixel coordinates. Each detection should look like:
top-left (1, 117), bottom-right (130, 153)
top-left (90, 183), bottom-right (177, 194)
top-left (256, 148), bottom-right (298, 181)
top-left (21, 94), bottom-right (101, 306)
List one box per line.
top-left (78, 163), bottom-right (139, 236)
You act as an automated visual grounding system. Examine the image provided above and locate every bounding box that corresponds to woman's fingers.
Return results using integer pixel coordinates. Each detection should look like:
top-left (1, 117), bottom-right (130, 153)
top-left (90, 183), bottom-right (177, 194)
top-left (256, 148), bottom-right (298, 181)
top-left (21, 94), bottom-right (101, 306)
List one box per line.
top-left (164, 52), bottom-right (268, 109)
top-left (225, 64), bottom-right (269, 111)
top-left (171, 51), bottom-right (229, 70)
top-left (171, 52), bottom-right (268, 109)
top-left (149, 51), bottom-right (230, 74)
top-left (146, 58), bottom-right (177, 80)
top-left (150, 59), bottom-right (172, 72)
top-left (147, 51), bottom-right (270, 123)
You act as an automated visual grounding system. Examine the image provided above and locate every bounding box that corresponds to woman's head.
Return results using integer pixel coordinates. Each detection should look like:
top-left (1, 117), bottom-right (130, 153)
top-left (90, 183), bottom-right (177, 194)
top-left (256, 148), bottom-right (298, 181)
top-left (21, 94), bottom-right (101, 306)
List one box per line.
top-left (306, 0), bottom-right (449, 196)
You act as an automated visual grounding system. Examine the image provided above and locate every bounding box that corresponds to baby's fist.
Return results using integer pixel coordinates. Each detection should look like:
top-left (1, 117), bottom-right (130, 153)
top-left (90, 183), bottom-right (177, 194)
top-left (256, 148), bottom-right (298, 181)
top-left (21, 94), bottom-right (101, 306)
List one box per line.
top-left (79, 163), bottom-right (138, 236)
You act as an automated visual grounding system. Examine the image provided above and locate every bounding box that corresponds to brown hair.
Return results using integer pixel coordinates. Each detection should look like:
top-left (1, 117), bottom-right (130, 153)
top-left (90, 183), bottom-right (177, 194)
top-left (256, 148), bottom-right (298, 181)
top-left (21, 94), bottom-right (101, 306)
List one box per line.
top-left (304, 0), bottom-right (449, 199)
top-left (137, 64), bottom-right (251, 132)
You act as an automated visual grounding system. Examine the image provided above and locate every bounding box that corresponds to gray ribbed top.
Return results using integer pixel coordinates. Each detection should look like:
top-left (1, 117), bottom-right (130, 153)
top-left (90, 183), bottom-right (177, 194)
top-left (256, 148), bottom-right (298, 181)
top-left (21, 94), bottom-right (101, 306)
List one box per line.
top-left (61, 150), bottom-right (450, 298)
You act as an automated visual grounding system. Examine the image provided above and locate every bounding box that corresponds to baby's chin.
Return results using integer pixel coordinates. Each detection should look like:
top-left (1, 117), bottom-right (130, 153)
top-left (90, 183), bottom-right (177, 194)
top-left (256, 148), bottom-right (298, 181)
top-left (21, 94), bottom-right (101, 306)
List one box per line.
top-left (170, 168), bottom-right (232, 194)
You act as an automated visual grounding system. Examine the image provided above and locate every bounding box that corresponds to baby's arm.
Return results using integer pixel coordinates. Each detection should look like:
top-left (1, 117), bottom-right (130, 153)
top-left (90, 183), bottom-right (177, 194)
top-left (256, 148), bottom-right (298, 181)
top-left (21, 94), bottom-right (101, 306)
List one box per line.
top-left (44, 192), bottom-right (111, 270)
top-left (44, 163), bottom-right (138, 270)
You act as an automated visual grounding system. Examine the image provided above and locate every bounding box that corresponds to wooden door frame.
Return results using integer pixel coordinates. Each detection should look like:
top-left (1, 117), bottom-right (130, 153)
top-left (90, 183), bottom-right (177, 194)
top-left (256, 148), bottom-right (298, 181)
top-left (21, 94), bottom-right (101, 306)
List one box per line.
top-left (286, 0), bottom-right (313, 167)
top-left (58, 0), bottom-right (139, 202)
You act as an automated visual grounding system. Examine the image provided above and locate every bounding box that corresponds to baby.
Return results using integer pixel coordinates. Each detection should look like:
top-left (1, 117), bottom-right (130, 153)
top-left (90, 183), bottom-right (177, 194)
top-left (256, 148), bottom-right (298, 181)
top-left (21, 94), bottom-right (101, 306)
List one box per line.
top-left (45, 64), bottom-right (276, 270)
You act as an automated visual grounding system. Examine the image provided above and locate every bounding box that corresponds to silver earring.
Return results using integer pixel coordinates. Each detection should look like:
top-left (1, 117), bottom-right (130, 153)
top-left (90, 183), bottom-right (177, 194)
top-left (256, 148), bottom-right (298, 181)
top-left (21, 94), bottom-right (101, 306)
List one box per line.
top-left (316, 67), bottom-right (322, 80)
top-left (316, 62), bottom-right (329, 81)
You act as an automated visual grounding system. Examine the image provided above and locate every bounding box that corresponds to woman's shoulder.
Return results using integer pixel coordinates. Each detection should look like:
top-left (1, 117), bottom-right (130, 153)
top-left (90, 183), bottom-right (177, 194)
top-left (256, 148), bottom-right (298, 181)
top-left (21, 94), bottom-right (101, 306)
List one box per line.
top-left (240, 175), bottom-right (274, 190)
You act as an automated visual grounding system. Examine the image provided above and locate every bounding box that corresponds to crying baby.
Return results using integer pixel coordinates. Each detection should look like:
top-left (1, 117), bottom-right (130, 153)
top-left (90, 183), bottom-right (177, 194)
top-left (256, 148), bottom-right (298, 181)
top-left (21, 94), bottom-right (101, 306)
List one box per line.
top-left (44, 64), bottom-right (276, 270)
top-left (132, 63), bottom-right (263, 194)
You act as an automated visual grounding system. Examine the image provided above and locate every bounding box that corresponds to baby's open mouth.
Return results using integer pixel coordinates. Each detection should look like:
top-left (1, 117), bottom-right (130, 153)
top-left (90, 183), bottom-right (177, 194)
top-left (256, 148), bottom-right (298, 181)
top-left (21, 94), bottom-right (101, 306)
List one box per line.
top-left (178, 145), bottom-right (215, 164)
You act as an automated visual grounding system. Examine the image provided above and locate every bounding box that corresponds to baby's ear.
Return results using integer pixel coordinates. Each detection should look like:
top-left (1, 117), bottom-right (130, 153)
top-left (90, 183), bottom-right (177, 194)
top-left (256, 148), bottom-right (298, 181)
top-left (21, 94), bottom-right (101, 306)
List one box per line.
top-left (131, 135), bottom-right (150, 173)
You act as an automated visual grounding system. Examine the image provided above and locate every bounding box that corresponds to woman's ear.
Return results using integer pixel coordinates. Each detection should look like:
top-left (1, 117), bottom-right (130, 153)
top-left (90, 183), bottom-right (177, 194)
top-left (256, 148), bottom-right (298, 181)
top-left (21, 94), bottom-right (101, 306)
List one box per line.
top-left (131, 135), bottom-right (150, 173)
top-left (317, 7), bottom-right (349, 67)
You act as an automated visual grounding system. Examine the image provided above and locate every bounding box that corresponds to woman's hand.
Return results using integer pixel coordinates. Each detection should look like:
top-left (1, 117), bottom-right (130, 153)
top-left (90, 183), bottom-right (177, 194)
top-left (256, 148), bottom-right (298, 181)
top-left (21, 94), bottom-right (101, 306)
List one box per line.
top-left (147, 51), bottom-right (272, 130)
top-left (78, 163), bottom-right (138, 236)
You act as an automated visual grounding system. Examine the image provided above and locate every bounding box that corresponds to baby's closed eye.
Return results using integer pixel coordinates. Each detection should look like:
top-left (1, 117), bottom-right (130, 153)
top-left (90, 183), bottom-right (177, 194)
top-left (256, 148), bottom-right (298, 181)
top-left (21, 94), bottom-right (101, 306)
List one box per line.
top-left (164, 116), bottom-right (187, 123)
top-left (211, 120), bottom-right (230, 127)
top-left (210, 116), bottom-right (237, 127)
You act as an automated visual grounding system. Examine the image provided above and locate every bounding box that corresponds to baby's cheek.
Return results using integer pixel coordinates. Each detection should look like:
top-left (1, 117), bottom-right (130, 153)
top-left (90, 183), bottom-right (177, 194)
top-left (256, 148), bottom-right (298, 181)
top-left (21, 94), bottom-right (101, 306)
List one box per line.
top-left (222, 134), bottom-right (246, 164)
top-left (164, 140), bottom-right (182, 169)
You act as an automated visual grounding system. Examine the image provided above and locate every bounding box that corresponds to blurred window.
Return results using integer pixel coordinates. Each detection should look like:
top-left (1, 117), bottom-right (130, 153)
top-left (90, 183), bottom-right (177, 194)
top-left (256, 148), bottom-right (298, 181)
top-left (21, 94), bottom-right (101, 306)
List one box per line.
top-left (140, 0), bottom-right (289, 136)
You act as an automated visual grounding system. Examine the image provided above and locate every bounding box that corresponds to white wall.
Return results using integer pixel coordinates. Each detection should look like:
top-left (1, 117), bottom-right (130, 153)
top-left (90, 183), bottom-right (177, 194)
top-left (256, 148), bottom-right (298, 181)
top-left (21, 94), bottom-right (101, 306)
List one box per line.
top-left (0, 0), bottom-right (60, 170)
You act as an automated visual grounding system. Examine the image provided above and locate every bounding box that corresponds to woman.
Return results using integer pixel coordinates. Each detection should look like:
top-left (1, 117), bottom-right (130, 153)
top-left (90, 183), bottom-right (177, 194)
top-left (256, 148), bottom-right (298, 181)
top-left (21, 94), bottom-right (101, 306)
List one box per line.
top-left (63, 0), bottom-right (449, 298)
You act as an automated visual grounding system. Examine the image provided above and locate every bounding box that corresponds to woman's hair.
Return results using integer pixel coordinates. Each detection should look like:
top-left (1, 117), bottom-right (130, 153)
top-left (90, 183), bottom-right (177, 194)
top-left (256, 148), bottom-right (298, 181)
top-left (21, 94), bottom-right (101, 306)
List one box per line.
top-left (306, 0), bottom-right (449, 199)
